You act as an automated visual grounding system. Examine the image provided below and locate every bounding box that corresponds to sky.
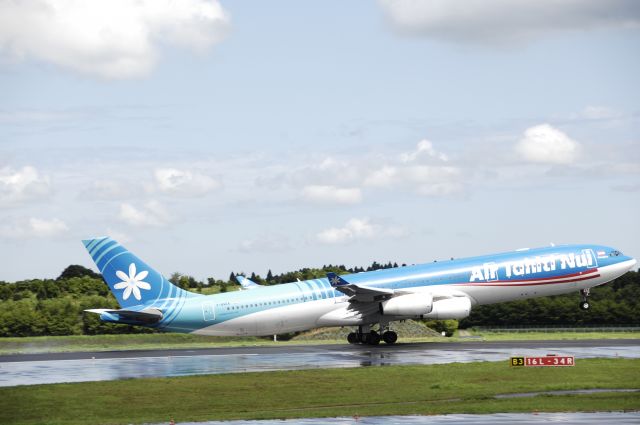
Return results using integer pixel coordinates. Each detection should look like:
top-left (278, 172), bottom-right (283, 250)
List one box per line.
top-left (1, 0), bottom-right (639, 282)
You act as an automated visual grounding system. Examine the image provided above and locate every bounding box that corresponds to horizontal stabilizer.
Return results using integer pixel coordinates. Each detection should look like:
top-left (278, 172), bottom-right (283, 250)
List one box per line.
top-left (85, 308), bottom-right (163, 325)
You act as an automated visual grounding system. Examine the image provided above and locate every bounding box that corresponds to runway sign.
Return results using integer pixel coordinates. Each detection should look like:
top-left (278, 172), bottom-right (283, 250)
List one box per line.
top-left (510, 355), bottom-right (575, 367)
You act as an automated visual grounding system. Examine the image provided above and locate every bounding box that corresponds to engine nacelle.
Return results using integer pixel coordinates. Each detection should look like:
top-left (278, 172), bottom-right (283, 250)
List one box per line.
top-left (422, 296), bottom-right (471, 320)
top-left (381, 294), bottom-right (433, 316)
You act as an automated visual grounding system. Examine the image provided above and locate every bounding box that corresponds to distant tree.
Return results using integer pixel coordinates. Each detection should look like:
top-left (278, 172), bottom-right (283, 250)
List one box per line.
top-left (177, 276), bottom-right (190, 290)
top-left (0, 264), bottom-right (637, 337)
top-left (424, 319), bottom-right (458, 337)
top-left (250, 272), bottom-right (266, 285)
top-left (57, 265), bottom-right (100, 281)
top-left (187, 276), bottom-right (198, 288)
top-left (266, 269), bottom-right (274, 283)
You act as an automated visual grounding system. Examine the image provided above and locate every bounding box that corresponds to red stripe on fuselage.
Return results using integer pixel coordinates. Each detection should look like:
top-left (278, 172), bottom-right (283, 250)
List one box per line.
top-left (458, 273), bottom-right (601, 287)
top-left (497, 268), bottom-right (598, 284)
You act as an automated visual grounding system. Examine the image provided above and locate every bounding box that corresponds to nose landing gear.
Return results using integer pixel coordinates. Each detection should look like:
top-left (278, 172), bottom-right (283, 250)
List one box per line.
top-left (579, 288), bottom-right (590, 310)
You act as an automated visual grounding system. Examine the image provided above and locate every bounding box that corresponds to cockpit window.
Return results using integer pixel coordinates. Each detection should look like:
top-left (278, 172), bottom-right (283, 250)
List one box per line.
top-left (609, 250), bottom-right (622, 257)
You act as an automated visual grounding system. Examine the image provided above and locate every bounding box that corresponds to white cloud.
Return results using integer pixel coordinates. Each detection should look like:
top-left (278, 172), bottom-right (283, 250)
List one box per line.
top-left (0, 217), bottom-right (68, 239)
top-left (379, 0), bottom-right (640, 44)
top-left (316, 157), bottom-right (345, 171)
top-left (400, 139), bottom-right (448, 163)
top-left (79, 179), bottom-right (142, 201)
top-left (516, 124), bottom-right (580, 164)
top-left (364, 165), bottom-right (398, 188)
top-left (302, 185), bottom-right (362, 205)
top-left (28, 217), bottom-right (68, 238)
top-left (119, 200), bottom-right (171, 227)
top-left (581, 105), bottom-right (622, 121)
top-left (237, 234), bottom-right (291, 253)
top-left (154, 168), bottom-right (221, 197)
top-left (0, 0), bottom-right (230, 79)
top-left (287, 141), bottom-right (462, 200)
top-left (363, 141), bottom-right (463, 196)
top-left (316, 217), bottom-right (406, 245)
top-left (0, 166), bottom-right (51, 207)
top-left (106, 228), bottom-right (132, 244)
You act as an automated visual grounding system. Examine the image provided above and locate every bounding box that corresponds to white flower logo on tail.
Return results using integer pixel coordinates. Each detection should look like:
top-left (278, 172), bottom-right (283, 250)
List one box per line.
top-left (114, 263), bottom-right (151, 301)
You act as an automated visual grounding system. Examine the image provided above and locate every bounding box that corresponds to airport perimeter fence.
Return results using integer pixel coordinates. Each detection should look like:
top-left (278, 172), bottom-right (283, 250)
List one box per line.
top-left (473, 325), bottom-right (640, 333)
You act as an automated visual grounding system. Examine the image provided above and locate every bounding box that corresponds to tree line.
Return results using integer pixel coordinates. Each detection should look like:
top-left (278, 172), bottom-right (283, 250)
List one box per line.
top-left (0, 264), bottom-right (637, 337)
top-left (461, 270), bottom-right (639, 327)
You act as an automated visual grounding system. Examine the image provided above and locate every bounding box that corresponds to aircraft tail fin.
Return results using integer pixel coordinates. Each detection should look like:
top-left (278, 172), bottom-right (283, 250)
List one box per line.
top-left (236, 275), bottom-right (260, 290)
top-left (82, 237), bottom-right (198, 309)
top-left (327, 272), bottom-right (350, 287)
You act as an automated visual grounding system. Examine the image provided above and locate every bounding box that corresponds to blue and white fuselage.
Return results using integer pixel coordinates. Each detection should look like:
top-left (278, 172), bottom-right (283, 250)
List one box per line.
top-left (83, 238), bottom-right (636, 342)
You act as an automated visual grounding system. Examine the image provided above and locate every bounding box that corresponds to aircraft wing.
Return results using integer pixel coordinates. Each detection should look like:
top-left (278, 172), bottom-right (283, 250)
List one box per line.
top-left (327, 272), bottom-right (469, 303)
top-left (85, 308), bottom-right (163, 324)
top-left (327, 272), bottom-right (394, 302)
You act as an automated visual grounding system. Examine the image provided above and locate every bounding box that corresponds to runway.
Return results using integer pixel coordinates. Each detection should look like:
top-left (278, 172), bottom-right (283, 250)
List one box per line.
top-left (153, 412), bottom-right (640, 425)
top-left (1, 339), bottom-right (638, 387)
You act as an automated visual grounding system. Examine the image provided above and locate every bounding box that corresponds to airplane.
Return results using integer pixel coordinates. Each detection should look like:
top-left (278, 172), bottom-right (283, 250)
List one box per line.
top-left (236, 275), bottom-right (260, 290)
top-left (83, 237), bottom-right (636, 345)
top-left (236, 275), bottom-right (301, 289)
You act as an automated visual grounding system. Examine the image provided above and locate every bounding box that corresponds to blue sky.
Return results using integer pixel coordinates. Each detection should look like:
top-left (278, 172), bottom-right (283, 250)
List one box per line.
top-left (1, 0), bottom-right (639, 281)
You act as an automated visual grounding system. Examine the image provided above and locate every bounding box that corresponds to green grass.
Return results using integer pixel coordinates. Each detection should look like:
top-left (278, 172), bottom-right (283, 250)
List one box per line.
top-left (0, 333), bottom-right (269, 354)
top-left (1, 330), bottom-right (639, 355)
top-left (462, 330), bottom-right (640, 341)
top-left (0, 359), bottom-right (638, 425)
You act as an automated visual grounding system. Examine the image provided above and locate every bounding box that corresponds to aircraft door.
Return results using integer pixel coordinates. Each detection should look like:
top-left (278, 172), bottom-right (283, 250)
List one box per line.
top-left (202, 302), bottom-right (216, 322)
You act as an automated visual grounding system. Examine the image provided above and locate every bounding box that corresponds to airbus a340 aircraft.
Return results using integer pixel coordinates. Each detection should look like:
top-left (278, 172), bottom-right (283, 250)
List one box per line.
top-left (84, 237), bottom-right (636, 345)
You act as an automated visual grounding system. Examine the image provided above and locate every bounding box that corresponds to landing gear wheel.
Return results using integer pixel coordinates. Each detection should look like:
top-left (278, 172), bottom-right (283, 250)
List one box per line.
top-left (368, 330), bottom-right (381, 345)
top-left (382, 331), bottom-right (397, 345)
top-left (347, 332), bottom-right (359, 344)
top-left (579, 288), bottom-right (591, 311)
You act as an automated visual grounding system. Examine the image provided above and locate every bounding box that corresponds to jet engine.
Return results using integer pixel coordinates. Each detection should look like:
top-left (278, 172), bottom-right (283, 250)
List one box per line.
top-left (380, 294), bottom-right (471, 320)
top-left (380, 293), bottom-right (433, 316)
top-left (423, 296), bottom-right (471, 320)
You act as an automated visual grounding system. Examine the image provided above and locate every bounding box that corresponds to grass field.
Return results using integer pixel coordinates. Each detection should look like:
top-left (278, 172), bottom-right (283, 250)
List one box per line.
top-left (1, 329), bottom-right (639, 355)
top-left (0, 359), bottom-right (638, 425)
top-left (0, 333), bottom-right (268, 355)
top-left (461, 330), bottom-right (640, 341)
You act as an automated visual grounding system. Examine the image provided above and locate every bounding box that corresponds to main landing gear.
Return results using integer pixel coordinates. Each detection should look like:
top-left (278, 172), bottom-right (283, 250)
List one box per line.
top-left (579, 288), bottom-right (590, 310)
top-left (347, 325), bottom-right (397, 345)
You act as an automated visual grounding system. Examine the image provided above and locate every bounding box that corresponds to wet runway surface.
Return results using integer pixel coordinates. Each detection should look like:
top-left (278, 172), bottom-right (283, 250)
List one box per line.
top-left (154, 412), bottom-right (640, 425)
top-left (1, 339), bottom-right (638, 387)
top-left (153, 412), bottom-right (640, 425)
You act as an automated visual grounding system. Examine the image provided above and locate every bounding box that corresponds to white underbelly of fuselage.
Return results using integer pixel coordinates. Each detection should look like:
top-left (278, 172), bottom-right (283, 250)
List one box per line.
top-left (191, 297), bottom-right (351, 336)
